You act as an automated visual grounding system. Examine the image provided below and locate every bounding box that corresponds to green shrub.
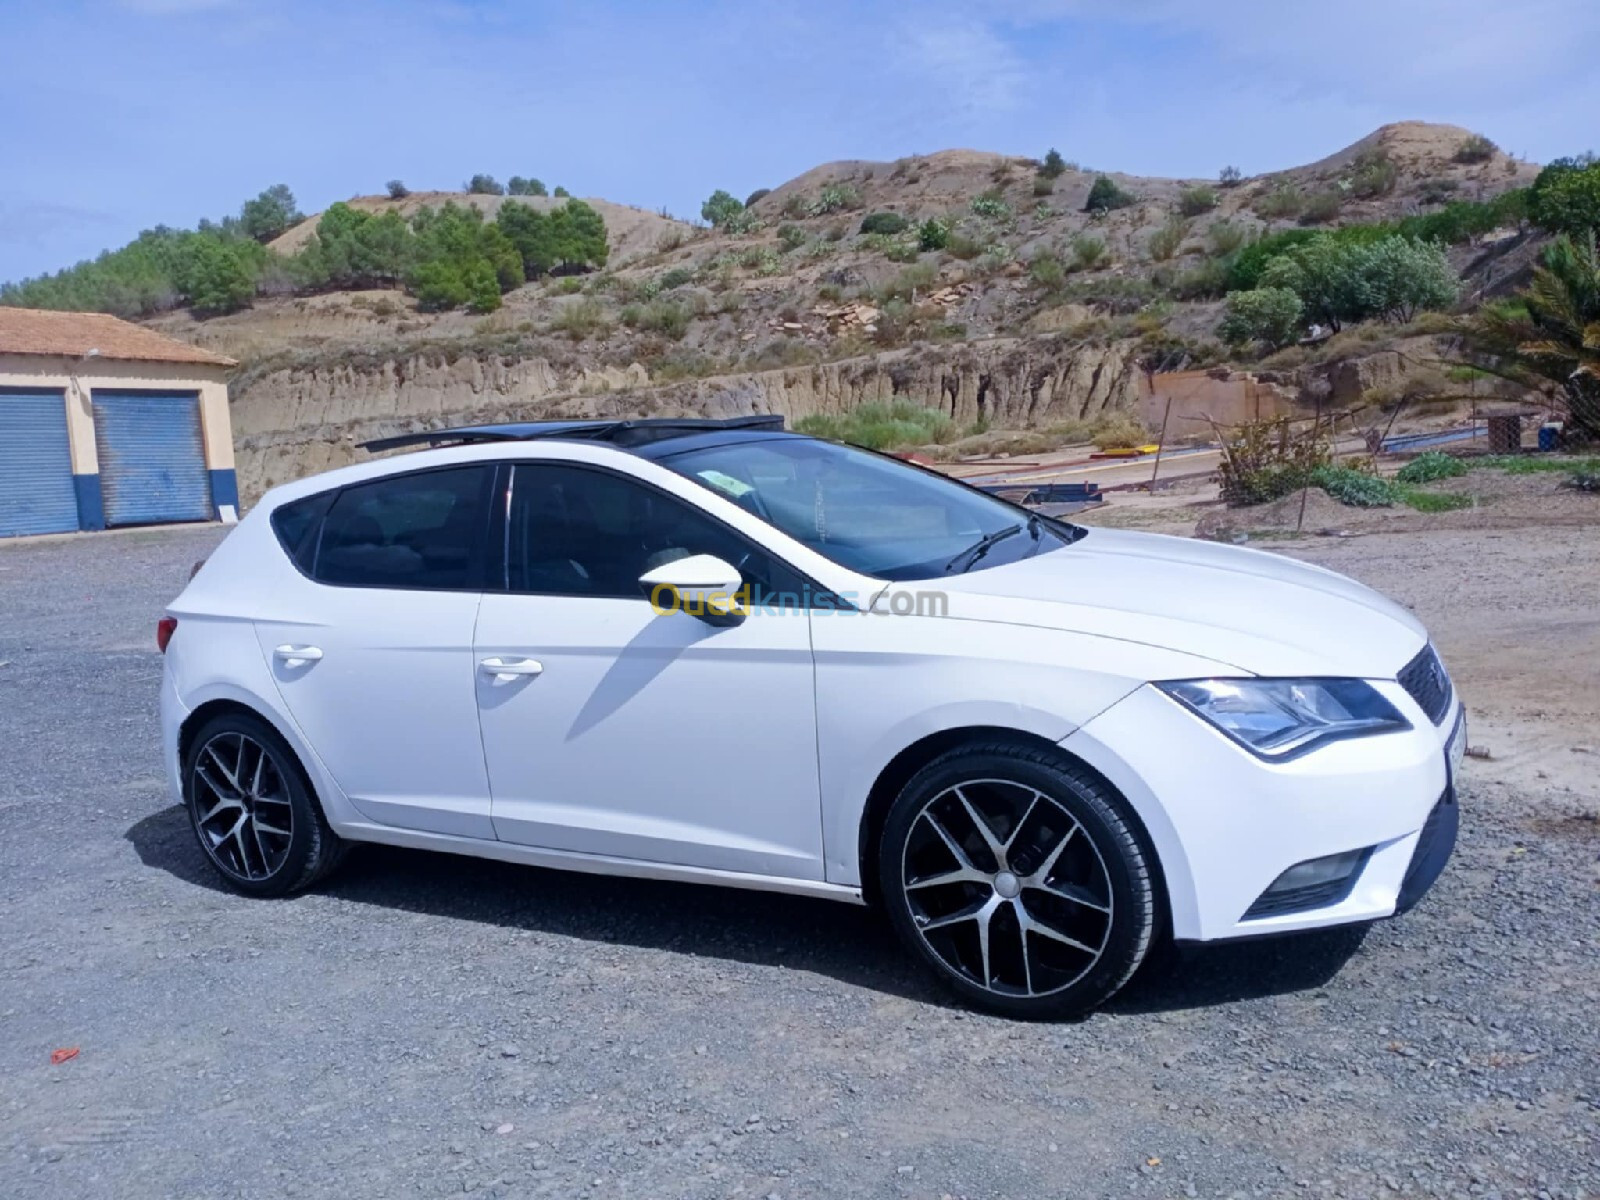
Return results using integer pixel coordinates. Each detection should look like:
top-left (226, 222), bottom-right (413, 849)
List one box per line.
top-left (1226, 228), bottom-right (1321, 290)
top-left (1029, 251), bottom-right (1066, 293)
top-left (808, 184), bottom-right (861, 216)
top-left (508, 177), bottom-right (548, 197)
top-left (550, 296), bottom-right (609, 339)
top-left (794, 401), bottom-right (955, 451)
top-left (465, 174), bottom-right (505, 196)
top-left (1220, 165), bottom-right (1244, 188)
top-left (1219, 286), bottom-right (1303, 349)
top-left (1166, 257), bottom-right (1230, 300)
top-left (553, 186), bottom-right (570, 198)
top-left (1418, 178), bottom-right (1461, 206)
top-left (876, 261), bottom-right (938, 303)
top-left (1084, 176), bottom-right (1134, 213)
top-left (622, 298), bottom-right (690, 339)
top-left (658, 266), bottom-right (695, 290)
top-left (1254, 185), bottom-right (1304, 220)
top-left (917, 218), bottom-right (950, 251)
top-left (1396, 451), bottom-right (1468, 484)
top-left (1259, 234), bottom-right (1458, 329)
top-left (882, 238), bottom-right (920, 263)
top-left (463, 260), bottom-right (502, 313)
top-left (1454, 135), bottom-right (1498, 164)
top-left (720, 209), bottom-right (762, 234)
top-left (744, 187), bottom-right (771, 208)
top-left (1529, 156), bottom-right (1600, 236)
top-left (1178, 186), bottom-right (1220, 217)
top-left (386, 179), bottom-right (410, 200)
top-left (1033, 176), bottom-right (1056, 198)
top-left (1206, 220), bottom-right (1248, 258)
top-left (1349, 152), bottom-right (1399, 199)
top-left (777, 224), bottom-right (807, 252)
top-left (1039, 149), bottom-right (1067, 180)
top-left (860, 211), bottom-right (910, 235)
top-left (1298, 190), bottom-right (1344, 225)
top-left (944, 233), bottom-right (982, 260)
top-left (1147, 218), bottom-right (1190, 262)
top-left (1313, 464), bottom-right (1401, 507)
top-left (1070, 233), bottom-right (1108, 271)
top-left (1217, 418), bottom-right (1331, 506)
top-left (971, 191), bottom-right (1011, 220)
top-left (701, 189), bottom-right (744, 228)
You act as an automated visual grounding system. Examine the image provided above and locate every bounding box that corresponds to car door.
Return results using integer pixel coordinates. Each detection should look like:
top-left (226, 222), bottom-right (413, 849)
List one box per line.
top-left (473, 460), bottom-right (825, 880)
top-left (255, 463), bottom-right (498, 839)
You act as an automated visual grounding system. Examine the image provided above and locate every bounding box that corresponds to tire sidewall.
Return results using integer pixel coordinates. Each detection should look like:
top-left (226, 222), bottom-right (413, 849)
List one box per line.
top-left (182, 712), bottom-right (320, 897)
top-left (878, 747), bottom-right (1153, 1019)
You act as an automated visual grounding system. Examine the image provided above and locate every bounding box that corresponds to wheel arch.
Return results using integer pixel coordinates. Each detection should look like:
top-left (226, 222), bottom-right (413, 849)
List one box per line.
top-left (855, 725), bottom-right (1172, 937)
top-left (177, 696), bottom-right (336, 827)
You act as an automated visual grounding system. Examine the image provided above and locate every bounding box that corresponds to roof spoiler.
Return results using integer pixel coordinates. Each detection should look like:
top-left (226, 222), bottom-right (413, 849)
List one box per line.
top-left (361, 415), bottom-right (786, 454)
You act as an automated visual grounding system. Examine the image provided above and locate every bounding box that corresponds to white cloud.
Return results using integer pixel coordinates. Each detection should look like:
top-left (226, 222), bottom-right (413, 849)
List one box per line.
top-left (891, 14), bottom-right (1031, 118)
top-left (114, 0), bottom-right (237, 14)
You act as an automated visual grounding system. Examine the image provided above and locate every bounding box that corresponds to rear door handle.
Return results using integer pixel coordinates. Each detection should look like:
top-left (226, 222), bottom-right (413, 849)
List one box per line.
top-left (480, 657), bottom-right (544, 680)
top-left (273, 644), bottom-right (323, 666)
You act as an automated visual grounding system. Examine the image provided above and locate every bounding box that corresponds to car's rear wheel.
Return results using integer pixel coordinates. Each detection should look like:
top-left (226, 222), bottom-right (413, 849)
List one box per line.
top-left (182, 711), bottom-right (345, 897)
top-left (878, 742), bottom-right (1156, 1019)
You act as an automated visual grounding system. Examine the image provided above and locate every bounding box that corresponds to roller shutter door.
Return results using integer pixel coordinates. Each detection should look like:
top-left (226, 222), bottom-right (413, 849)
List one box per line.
top-left (0, 390), bottom-right (79, 538)
top-left (92, 391), bottom-right (213, 527)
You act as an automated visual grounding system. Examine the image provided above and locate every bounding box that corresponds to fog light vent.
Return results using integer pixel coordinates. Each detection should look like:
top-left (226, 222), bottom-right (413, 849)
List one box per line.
top-left (1243, 849), bottom-right (1370, 920)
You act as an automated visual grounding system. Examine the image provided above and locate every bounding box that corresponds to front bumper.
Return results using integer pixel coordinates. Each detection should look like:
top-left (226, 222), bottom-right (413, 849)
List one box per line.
top-left (1060, 680), bottom-right (1461, 942)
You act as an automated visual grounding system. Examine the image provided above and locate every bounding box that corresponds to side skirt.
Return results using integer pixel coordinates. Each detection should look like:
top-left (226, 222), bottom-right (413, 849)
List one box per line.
top-left (335, 820), bottom-right (868, 906)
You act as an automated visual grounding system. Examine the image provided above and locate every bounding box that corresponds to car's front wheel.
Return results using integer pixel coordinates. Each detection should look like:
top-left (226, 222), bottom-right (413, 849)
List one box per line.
top-left (879, 741), bottom-right (1156, 1019)
top-left (182, 711), bottom-right (345, 897)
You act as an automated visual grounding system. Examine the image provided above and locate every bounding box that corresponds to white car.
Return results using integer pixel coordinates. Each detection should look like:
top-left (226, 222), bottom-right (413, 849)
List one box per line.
top-left (160, 417), bottom-right (1464, 1018)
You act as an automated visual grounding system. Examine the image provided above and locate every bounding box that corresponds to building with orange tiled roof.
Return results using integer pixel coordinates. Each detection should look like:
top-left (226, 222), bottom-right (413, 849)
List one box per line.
top-left (0, 307), bottom-right (239, 537)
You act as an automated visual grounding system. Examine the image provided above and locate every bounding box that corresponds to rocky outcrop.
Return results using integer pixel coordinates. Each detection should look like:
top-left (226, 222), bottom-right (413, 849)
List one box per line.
top-left (231, 335), bottom-right (1144, 502)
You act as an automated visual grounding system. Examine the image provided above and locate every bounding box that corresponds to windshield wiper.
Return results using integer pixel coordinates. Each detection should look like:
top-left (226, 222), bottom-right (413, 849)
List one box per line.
top-left (945, 522), bottom-right (1026, 573)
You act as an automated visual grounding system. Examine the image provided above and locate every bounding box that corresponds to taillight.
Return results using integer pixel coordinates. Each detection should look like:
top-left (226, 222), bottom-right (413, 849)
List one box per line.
top-left (157, 617), bottom-right (178, 653)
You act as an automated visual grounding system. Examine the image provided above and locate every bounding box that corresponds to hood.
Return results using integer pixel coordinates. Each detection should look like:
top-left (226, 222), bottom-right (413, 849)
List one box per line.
top-left (910, 528), bottom-right (1426, 678)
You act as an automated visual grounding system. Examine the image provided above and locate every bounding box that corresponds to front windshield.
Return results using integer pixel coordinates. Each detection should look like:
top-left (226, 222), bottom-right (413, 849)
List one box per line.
top-left (657, 436), bottom-right (1078, 580)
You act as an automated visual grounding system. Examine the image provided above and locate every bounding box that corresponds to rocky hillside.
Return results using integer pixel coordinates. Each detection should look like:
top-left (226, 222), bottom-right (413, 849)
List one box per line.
top-left (139, 122), bottom-right (1540, 500)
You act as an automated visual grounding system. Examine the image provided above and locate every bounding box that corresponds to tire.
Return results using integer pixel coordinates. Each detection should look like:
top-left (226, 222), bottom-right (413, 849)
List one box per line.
top-left (182, 711), bottom-right (346, 897)
top-left (877, 741), bottom-right (1155, 1019)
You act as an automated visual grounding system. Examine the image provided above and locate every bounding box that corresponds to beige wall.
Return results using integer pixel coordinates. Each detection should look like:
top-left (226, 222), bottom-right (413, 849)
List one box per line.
top-left (0, 354), bottom-right (233, 474)
top-left (1141, 369), bottom-right (1299, 435)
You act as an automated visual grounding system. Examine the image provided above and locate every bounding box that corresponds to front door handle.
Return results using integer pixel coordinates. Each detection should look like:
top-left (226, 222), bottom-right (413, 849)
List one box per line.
top-left (479, 656), bottom-right (544, 681)
top-left (273, 644), bottom-right (323, 666)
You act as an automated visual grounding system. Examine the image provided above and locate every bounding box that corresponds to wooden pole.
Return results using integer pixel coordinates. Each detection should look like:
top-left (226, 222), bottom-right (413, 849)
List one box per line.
top-left (1148, 396), bottom-right (1173, 492)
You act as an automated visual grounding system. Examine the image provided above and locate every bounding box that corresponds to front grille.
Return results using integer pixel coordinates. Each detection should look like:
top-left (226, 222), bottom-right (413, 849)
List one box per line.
top-left (1398, 643), bottom-right (1453, 725)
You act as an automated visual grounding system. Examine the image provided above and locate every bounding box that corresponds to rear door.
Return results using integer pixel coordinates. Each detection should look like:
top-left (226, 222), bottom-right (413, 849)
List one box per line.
top-left (473, 461), bottom-right (826, 879)
top-left (254, 464), bottom-right (499, 838)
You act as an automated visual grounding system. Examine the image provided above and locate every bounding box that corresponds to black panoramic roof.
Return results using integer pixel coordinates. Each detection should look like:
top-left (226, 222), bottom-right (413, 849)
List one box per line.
top-left (361, 415), bottom-right (789, 455)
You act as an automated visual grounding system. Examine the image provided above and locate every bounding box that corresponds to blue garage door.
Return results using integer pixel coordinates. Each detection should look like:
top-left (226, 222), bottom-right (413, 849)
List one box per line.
top-left (0, 390), bottom-right (79, 538)
top-left (92, 391), bottom-right (213, 527)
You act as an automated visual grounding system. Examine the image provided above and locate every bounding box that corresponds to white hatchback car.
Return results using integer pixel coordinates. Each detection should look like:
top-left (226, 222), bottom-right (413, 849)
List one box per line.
top-left (160, 417), bottom-right (1464, 1017)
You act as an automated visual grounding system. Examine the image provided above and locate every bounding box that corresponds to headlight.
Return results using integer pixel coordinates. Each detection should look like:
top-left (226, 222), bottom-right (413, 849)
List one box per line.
top-left (1156, 678), bottom-right (1410, 760)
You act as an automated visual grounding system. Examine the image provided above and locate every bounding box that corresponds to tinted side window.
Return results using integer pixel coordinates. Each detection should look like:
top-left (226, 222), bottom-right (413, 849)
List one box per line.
top-left (505, 463), bottom-right (806, 602)
top-left (316, 466), bottom-right (494, 590)
top-left (270, 491), bottom-right (333, 575)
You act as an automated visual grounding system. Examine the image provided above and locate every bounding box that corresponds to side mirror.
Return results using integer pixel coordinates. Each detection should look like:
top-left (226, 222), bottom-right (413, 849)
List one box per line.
top-left (639, 554), bottom-right (748, 627)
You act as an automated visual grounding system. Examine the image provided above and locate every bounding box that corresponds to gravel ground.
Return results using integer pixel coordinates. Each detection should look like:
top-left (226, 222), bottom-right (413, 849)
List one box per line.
top-left (1, 521), bottom-right (1597, 1200)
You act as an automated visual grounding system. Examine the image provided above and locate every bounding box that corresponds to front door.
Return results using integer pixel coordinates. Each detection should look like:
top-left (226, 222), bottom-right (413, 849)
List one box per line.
top-left (256, 464), bottom-right (497, 838)
top-left (474, 462), bottom-right (825, 880)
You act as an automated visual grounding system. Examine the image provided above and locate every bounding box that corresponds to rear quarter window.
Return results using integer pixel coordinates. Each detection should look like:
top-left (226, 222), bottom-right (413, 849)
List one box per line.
top-left (269, 492), bottom-right (334, 575)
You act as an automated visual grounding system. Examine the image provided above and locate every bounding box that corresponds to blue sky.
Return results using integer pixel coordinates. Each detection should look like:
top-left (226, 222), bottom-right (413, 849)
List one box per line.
top-left (4, 0), bottom-right (1597, 282)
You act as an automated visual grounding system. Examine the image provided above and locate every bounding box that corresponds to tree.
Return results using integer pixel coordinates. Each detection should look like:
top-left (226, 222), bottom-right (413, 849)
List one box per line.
top-left (386, 180), bottom-right (410, 200)
top-left (464, 260), bottom-right (502, 313)
top-left (239, 184), bottom-right (301, 242)
top-left (508, 176), bottom-right (548, 196)
top-left (1083, 175), bottom-right (1134, 213)
top-left (552, 186), bottom-right (570, 198)
top-left (1219, 165), bottom-right (1244, 187)
top-left (744, 187), bottom-right (771, 208)
top-left (495, 199), bottom-right (608, 277)
top-left (1039, 149), bottom-right (1067, 180)
top-left (1463, 233), bottom-right (1600, 439)
top-left (701, 189), bottom-right (744, 227)
top-left (1529, 157), bottom-right (1600, 237)
top-left (178, 235), bottom-right (260, 315)
top-left (1257, 234), bottom-right (1457, 331)
top-left (1219, 287), bottom-right (1303, 350)
top-left (465, 174), bottom-right (505, 195)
